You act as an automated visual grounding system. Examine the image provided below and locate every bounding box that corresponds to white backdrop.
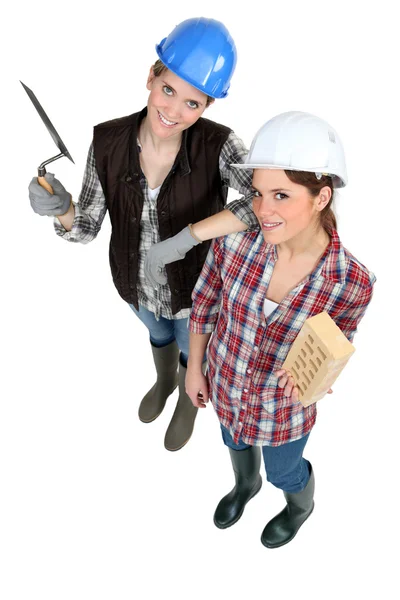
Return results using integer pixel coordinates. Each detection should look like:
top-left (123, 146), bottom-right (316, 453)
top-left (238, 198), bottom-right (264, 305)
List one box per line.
top-left (1, 1), bottom-right (398, 599)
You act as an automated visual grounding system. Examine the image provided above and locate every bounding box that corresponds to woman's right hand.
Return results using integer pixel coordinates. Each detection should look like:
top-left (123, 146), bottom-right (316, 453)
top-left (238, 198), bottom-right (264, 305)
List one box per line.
top-left (29, 173), bottom-right (71, 216)
top-left (274, 368), bottom-right (333, 403)
top-left (185, 367), bottom-right (209, 408)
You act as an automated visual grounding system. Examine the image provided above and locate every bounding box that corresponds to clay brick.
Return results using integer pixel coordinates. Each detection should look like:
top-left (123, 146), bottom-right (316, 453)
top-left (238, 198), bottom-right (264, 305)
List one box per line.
top-left (282, 311), bottom-right (355, 407)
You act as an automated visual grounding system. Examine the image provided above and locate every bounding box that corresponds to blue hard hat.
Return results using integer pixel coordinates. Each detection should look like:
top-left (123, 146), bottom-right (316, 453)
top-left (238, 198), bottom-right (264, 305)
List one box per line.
top-left (155, 17), bottom-right (237, 99)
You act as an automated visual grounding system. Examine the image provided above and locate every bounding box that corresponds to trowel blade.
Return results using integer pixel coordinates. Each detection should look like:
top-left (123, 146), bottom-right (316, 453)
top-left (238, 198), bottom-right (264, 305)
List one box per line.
top-left (20, 81), bottom-right (74, 164)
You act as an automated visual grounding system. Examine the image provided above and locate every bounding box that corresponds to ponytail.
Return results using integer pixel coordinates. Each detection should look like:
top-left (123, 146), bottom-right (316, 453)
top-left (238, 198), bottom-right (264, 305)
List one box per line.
top-left (285, 170), bottom-right (337, 235)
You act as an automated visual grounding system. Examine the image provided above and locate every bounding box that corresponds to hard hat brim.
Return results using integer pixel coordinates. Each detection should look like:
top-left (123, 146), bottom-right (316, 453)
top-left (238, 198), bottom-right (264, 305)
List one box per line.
top-left (230, 162), bottom-right (346, 187)
top-left (231, 162), bottom-right (330, 171)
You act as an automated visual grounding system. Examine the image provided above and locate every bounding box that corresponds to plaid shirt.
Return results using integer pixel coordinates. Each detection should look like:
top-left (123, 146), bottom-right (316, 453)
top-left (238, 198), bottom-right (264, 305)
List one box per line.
top-left (189, 229), bottom-right (376, 447)
top-left (54, 132), bottom-right (256, 319)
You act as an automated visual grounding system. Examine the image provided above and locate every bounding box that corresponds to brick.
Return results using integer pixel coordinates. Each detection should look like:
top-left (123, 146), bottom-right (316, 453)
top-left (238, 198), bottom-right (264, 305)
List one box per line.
top-left (282, 311), bottom-right (355, 407)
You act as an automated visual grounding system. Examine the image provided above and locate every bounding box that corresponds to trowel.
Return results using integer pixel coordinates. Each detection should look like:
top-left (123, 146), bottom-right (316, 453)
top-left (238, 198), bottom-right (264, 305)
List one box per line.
top-left (20, 81), bottom-right (74, 194)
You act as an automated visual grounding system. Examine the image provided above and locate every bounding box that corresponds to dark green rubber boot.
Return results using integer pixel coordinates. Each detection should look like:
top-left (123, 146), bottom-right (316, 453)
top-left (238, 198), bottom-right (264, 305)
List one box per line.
top-left (261, 464), bottom-right (315, 548)
top-left (214, 446), bottom-right (262, 529)
top-left (164, 359), bottom-right (198, 451)
top-left (138, 341), bottom-right (179, 423)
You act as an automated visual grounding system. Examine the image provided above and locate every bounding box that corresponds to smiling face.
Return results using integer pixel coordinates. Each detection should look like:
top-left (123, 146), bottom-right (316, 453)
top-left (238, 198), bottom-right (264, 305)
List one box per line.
top-left (145, 67), bottom-right (211, 140)
top-left (251, 169), bottom-right (331, 244)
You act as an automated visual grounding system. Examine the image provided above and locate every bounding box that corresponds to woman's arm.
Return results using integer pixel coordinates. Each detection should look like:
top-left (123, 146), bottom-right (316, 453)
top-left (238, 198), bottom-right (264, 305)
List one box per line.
top-left (186, 238), bottom-right (224, 406)
top-left (186, 331), bottom-right (212, 408)
top-left (333, 282), bottom-right (375, 343)
top-left (144, 132), bottom-right (259, 285)
top-left (274, 276), bottom-right (376, 403)
top-left (190, 209), bottom-right (248, 241)
top-left (53, 144), bottom-right (108, 244)
top-left (144, 207), bottom-right (250, 287)
top-left (185, 131), bottom-right (261, 241)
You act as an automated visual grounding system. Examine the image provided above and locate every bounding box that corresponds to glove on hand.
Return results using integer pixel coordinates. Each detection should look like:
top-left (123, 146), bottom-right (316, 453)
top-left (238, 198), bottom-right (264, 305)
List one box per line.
top-left (29, 172), bottom-right (71, 217)
top-left (144, 226), bottom-right (200, 286)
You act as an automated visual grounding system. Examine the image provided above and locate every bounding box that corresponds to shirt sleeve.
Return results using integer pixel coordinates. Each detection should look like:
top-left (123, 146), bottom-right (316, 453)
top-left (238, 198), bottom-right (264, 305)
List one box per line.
top-left (189, 237), bottom-right (224, 334)
top-left (334, 273), bottom-right (376, 343)
top-left (53, 143), bottom-right (108, 244)
top-left (219, 131), bottom-right (259, 230)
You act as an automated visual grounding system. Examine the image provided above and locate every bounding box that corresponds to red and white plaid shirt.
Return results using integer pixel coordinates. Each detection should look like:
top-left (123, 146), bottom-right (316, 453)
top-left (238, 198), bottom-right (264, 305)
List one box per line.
top-left (189, 229), bottom-right (376, 447)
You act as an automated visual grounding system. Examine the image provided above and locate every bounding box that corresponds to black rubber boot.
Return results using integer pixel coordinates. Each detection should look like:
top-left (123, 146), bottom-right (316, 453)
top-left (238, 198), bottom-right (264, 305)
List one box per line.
top-left (214, 446), bottom-right (262, 529)
top-left (261, 464), bottom-right (315, 548)
top-left (138, 341), bottom-right (179, 423)
top-left (164, 359), bottom-right (198, 451)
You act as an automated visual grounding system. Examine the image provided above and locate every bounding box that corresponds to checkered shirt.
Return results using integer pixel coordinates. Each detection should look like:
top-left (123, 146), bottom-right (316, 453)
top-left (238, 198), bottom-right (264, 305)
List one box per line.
top-left (189, 229), bottom-right (376, 446)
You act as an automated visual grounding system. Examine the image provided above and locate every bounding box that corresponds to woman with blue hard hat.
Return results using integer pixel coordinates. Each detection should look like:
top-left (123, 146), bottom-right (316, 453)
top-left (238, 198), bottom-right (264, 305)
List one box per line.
top-left (28, 17), bottom-right (257, 452)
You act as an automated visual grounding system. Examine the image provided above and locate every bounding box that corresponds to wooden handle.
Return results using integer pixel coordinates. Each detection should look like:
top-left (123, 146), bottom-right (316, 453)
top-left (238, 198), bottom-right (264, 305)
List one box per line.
top-left (38, 176), bottom-right (53, 194)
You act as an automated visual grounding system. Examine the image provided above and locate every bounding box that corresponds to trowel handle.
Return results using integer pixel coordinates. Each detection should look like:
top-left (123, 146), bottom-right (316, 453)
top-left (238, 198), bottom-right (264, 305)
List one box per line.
top-left (38, 170), bottom-right (53, 194)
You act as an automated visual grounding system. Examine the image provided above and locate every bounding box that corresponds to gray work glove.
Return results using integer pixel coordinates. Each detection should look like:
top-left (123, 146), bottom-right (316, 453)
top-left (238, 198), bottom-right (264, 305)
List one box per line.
top-left (144, 226), bottom-right (201, 287)
top-left (29, 172), bottom-right (71, 217)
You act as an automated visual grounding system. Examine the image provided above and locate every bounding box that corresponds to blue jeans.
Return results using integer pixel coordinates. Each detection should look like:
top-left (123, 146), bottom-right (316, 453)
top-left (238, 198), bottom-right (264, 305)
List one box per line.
top-left (220, 425), bottom-right (311, 494)
top-left (130, 304), bottom-right (190, 366)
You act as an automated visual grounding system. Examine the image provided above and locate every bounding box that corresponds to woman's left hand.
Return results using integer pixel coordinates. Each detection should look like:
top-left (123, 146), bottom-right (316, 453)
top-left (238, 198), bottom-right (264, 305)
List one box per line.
top-left (273, 368), bottom-right (333, 403)
top-left (145, 227), bottom-right (200, 287)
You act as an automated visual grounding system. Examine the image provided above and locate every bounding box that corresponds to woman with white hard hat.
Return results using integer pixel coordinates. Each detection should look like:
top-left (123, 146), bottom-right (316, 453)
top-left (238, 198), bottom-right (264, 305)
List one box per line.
top-left (28, 17), bottom-right (257, 452)
top-left (186, 111), bottom-right (376, 548)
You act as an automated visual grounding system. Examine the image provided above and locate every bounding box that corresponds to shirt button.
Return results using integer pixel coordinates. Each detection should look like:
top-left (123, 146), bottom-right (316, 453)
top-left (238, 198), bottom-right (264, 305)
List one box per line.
top-left (243, 389), bottom-right (248, 393)
top-left (125, 176), bottom-right (132, 182)
top-left (238, 422), bottom-right (243, 426)
top-left (131, 217), bottom-right (137, 223)
top-left (254, 347), bottom-right (259, 352)
top-left (247, 368), bottom-right (252, 374)
top-left (161, 211), bottom-right (166, 216)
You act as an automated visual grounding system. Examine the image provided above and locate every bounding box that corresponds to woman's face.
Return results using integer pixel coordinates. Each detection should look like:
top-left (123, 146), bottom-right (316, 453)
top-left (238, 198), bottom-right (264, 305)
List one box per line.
top-left (252, 169), bottom-right (326, 244)
top-left (146, 68), bottom-right (210, 140)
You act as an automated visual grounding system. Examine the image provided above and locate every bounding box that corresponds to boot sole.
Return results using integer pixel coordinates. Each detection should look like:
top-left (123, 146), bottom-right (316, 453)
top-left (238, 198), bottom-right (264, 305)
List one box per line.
top-left (164, 430), bottom-right (193, 452)
top-left (260, 502), bottom-right (315, 549)
top-left (138, 383), bottom-right (179, 424)
top-left (214, 477), bottom-right (263, 530)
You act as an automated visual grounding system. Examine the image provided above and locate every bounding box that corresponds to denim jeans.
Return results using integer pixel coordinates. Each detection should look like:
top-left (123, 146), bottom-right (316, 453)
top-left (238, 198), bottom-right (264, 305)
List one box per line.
top-left (220, 424), bottom-right (311, 493)
top-left (130, 304), bottom-right (190, 366)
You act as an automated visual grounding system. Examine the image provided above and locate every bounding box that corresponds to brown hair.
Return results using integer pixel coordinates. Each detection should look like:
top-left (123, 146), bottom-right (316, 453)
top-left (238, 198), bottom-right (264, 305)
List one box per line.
top-left (152, 59), bottom-right (214, 107)
top-left (284, 170), bottom-right (337, 234)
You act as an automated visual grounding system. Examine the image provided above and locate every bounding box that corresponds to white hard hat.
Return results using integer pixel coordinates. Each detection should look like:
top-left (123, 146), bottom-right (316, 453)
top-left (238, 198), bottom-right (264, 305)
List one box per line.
top-left (233, 111), bottom-right (348, 188)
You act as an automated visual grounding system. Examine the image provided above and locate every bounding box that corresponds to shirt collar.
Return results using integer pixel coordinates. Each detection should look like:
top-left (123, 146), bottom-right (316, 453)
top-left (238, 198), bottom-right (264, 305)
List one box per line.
top-left (253, 228), bottom-right (346, 284)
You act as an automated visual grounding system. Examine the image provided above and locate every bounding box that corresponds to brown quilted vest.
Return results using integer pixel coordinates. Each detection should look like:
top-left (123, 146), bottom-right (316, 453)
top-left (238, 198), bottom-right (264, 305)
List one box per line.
top-left (93, 107), bottom-right (231, 313)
